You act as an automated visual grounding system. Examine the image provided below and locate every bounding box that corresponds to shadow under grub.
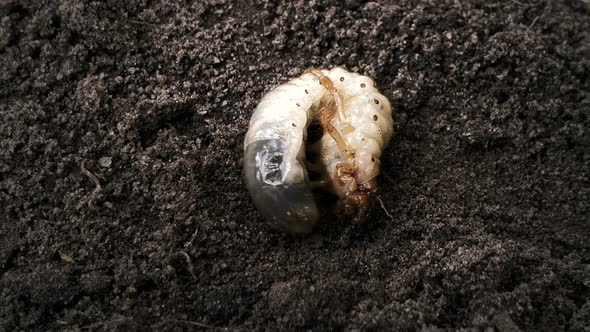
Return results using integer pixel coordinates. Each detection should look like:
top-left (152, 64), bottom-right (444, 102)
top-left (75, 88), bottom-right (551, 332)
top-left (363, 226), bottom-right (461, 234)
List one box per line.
top-left (304, 122), bottom-right (341, 231)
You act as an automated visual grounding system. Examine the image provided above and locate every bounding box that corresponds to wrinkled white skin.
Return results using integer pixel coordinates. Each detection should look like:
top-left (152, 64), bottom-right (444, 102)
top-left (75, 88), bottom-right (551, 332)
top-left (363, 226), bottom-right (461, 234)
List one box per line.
top-left (244, 67), bottom-right (393, 230)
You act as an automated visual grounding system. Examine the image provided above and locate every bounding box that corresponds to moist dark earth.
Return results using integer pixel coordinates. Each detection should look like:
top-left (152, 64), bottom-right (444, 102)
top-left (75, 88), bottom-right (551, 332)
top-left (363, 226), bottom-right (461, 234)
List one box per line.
top-left (1, 0), bottom-right (589, 331)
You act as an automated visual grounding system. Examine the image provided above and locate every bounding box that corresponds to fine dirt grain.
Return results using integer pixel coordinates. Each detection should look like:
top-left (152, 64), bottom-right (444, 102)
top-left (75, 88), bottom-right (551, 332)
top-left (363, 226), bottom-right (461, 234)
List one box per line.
top-left (1, 0), bottom-right (589, 331)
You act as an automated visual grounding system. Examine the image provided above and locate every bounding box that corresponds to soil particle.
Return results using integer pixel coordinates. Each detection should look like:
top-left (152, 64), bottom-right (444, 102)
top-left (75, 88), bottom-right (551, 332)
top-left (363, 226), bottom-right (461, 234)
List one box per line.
top-left (1, 0), bottom-right (589, 331)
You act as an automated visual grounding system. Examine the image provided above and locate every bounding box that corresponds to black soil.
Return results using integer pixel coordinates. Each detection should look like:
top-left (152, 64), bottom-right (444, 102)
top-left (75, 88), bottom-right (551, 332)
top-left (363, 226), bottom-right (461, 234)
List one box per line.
top-left (1, 0), bottom-right (589, 331)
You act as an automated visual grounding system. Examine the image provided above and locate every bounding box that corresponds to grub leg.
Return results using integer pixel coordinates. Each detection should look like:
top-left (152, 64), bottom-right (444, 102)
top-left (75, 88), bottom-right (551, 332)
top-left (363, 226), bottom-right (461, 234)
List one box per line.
top-left (318, 106), bottom-right (354, 157)
top-left (309, 69), bottom-right (347, 123)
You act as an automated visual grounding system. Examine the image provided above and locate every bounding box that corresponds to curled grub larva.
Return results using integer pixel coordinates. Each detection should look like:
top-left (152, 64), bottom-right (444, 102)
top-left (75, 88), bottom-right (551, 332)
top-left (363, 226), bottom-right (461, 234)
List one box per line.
top-left (244, 67), bottom-right (393, 233)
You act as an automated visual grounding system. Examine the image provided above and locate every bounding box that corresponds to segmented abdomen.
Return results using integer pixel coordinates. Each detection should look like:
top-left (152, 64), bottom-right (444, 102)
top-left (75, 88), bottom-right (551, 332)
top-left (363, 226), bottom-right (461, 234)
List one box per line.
top-left (243, 73), bottom-right (325, 233)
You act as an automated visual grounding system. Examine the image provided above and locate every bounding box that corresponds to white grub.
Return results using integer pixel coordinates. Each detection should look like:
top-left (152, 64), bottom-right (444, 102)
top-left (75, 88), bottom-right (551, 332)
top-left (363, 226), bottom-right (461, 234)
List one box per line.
top-left (244, 67), bottom-right (393, 232)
